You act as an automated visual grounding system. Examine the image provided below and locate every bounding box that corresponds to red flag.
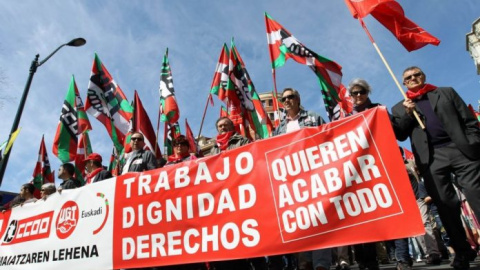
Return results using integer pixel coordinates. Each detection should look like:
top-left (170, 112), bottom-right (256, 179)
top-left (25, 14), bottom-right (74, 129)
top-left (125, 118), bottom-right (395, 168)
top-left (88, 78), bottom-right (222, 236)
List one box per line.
top-left (402, 147), bottom-right (415, 161)
top-left (74, 131), bottom-right (92, 185)
top-left (271, 91), bottom-right (284, 129)
top-left (184, 119), bottom-right (198, 155)
top-left (31, 136), bottom-right (55, 198)
top-left (344, 0), bottom-right (440, 51)
top-left (132, 91), bottom-right (162, 158)
top-left (468, 104), bottom-right (480, 127)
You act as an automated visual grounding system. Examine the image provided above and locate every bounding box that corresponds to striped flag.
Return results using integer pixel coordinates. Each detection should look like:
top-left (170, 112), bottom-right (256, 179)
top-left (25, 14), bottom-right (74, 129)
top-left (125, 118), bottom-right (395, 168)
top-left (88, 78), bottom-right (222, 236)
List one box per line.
top-left (85, 53), bottom-right (133, 152)
top-left (159, 48), bottom-right (180, 124)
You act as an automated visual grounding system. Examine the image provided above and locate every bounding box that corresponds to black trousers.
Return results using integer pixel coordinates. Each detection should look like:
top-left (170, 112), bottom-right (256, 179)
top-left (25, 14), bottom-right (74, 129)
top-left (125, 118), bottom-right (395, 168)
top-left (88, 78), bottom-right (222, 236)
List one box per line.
top-left (421, 143), bottom-right (480, 255)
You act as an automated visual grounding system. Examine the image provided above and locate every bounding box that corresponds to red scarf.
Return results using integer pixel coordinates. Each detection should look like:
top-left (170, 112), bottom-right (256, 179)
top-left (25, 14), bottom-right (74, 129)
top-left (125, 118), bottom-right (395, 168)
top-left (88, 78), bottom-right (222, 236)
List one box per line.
top-left (406, 84), bottom-right (437, 100)
top-left (167, 152), bottom-right (193, 163)
top-left (86, 168), bottom-right (103, 185)
top-left (216, 131), bottom-right (234, 151)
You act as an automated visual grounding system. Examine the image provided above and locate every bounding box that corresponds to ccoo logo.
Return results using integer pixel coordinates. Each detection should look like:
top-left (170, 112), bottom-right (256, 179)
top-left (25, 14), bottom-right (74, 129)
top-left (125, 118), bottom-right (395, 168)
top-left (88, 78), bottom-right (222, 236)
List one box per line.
top-left (56, 201), bottom-right (79, 239)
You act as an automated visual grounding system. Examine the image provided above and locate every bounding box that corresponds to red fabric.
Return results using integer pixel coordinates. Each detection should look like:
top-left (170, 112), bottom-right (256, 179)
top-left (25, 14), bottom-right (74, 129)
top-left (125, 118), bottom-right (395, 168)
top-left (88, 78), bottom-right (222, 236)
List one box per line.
top-left (86, 168), bottom-right (103, 185)
top-left (345, 0), bottom-right (440, 51)
top-left (185, 119), bottom-right (198, 154)
top-left (216, 131), bottom-right (234, 151)
top-left (167, 152), bottom-right (191, 163)
top-left (406, 84), bottom-right (437, 100)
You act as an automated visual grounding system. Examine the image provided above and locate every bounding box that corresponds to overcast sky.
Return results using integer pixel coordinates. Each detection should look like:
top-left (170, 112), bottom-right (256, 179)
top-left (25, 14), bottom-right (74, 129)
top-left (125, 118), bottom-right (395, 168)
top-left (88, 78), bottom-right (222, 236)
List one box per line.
top-left (0, 0), bottom-right (479, 192)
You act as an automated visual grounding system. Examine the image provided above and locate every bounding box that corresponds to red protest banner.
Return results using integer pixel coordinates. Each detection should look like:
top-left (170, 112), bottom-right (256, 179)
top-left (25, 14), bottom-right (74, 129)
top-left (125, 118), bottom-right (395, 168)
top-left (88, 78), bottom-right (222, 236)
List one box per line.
top-left (112, 106), bottom-right (423, 269)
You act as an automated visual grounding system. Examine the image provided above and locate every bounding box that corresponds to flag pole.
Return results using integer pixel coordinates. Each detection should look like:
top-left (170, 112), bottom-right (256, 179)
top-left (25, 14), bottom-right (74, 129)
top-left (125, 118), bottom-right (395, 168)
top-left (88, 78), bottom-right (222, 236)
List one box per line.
top-left (154, 105), bottom-right (162, 159)
top-left (196, 94), bottom-right (212, 139)
top-left (358, 19), bottom-right (425, 129)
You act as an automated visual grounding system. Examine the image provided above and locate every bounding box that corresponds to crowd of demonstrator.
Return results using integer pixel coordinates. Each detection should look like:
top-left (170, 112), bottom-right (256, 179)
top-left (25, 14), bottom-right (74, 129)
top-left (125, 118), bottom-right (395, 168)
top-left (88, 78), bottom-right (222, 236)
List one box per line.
top-left (1, 66), bottom-right (480, 270)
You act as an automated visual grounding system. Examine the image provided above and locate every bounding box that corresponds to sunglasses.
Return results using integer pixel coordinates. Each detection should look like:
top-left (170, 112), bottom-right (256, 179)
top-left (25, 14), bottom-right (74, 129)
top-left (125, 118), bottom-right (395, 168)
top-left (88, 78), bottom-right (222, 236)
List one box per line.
top-left (131, 137), bottom-right (144, 141)
top-left (174, 142), bottom-right (189, 147)
top-left (403, 72), bottom-right (423, 82)
top-left (281, 94), bottom-right (296, 103)
top-left (350, 89), bottom-right (367, 96)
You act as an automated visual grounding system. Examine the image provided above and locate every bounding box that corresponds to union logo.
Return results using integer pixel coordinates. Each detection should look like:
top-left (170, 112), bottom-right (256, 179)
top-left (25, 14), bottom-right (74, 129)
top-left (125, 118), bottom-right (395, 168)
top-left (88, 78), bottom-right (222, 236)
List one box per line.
top-left (56, 201), bottom-right (79, 239)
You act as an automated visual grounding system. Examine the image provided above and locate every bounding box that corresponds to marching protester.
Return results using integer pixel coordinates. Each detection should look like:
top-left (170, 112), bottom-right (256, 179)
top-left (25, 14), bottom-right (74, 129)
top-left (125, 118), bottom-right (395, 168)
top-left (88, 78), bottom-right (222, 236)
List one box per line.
top-left (209, 117), bottom-right (250, 155)
top-left (121, 132), bottom-right (160, 174)
top-left (208, 117), bottom-right (265, 270)
top-left (57, 162), bottom-right (81, 191)
top-left (337, 79), bottom-right (380, 270)
top-left (165, 135), bottom-right (197, 165)
top-left (391, 66), bottom-right (480, 270)
top-left (84, 153), bottom-right (112, 184)
top-left (40, 182), bottom-right (56, 200)
top-left (271, 87), bottom-right (329, 270)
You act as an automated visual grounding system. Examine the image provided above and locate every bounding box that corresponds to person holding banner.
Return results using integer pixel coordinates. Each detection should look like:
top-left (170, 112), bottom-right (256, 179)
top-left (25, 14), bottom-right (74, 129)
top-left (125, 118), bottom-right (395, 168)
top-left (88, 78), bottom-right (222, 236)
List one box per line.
top-left (391, 66), bottom-right (480, 270)
top-left (166, 135), bottom-right (197, 165)
top-left (343, 79), bottom-right (381, 270)
top-left (57, 163), bottom-right (81, 191)
top-left (271, 87), bottom-right (329, 270)
top-left (122, 132), bottom-right (159, 174)
top-left (84, 153), bottom-right (112, 184)
top-left (209, 117), bottom-right (250, 155)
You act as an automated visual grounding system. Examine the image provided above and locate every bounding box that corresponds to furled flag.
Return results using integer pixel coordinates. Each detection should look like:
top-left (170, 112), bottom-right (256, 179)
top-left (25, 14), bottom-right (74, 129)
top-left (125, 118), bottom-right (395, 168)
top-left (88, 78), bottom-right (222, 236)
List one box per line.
top-left (85, 53), bottom-right (133, 152)
top-left (271, 91), bottom-right (284, 128)
top-left (32, 136), bottom-right (55, 198)
top-left (159, 48), bottom-right (180, 124)
top-left (53, 76), bottom-right (92, 163)
top-left (185, 119), bottom-right (199, 155)
top-left (333, 84), bottom-right (353, 120)
top-left (209, 44), bottom-right (231, 103)
top-left (74, 131), bottom-right (92, 185)
top-left (128, 90), bottom-right (162, 158)
top-left (164, 122), bottom-right (181, 156)
top-left (228, 39), bottom-right (273, 139)
top-left (265, 13), bottom-right (344, 120)
top-left (108, 147), bottom-right (120, 176)
top-left (344, 0), bottom-right (440, 51)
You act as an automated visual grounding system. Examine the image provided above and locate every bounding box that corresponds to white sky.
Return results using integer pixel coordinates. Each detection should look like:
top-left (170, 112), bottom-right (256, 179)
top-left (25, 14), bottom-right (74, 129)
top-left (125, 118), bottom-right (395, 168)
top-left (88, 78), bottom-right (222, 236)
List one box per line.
top-left (0, 0), bottom-right (479, 192)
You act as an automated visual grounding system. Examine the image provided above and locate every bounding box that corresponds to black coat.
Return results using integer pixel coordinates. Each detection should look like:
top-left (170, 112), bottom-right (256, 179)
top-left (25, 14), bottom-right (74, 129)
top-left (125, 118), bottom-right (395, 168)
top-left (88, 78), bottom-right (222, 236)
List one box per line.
top-left (391, 87), bottom-right (480, 172)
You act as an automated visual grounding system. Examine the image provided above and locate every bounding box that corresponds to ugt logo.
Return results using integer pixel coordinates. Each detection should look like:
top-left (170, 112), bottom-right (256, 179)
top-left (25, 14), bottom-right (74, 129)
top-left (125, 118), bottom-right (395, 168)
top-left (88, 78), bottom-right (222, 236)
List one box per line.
top-left (56, 201), bottom-right (79, 239)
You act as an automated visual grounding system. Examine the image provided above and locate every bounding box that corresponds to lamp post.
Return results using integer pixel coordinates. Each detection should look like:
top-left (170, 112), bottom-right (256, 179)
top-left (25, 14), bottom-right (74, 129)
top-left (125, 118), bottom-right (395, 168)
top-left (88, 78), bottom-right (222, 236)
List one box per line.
top-left (0, 38), bottom-right (86, 186)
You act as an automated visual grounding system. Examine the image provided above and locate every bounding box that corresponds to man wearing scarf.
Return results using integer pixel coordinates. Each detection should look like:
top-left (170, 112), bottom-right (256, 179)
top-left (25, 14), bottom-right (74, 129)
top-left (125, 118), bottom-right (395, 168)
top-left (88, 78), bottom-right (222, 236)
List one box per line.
top-left (391, 66), bottom-right (480, 270)
top-left (84, 153), bottom-right (112, 184)
top-left (271, 88), bottom-right (329, 270)
top-left (209, 117), bottom-right (249, 155)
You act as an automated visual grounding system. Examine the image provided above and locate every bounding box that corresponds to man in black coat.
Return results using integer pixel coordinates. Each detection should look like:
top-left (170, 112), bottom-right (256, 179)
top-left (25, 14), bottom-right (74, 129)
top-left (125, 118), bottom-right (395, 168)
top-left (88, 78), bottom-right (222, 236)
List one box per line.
top-left (391, 66), bottom-right (480, 270)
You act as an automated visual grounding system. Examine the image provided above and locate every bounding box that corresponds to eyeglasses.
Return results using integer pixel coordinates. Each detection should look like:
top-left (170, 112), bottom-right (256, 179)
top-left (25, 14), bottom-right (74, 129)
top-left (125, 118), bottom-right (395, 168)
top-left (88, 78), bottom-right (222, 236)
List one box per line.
top-left (281, 94), bottom-right (296, 103)
top-left (174, 142), bottom-right (189, 147)
top-left (131, 137), bottom-right (144, 141)
top-left (403, 72), bottom-right (423, 82)
top-left (350, 89), bottom-right (367, 96)
top-left (41, 189), bottom-right (45, 192)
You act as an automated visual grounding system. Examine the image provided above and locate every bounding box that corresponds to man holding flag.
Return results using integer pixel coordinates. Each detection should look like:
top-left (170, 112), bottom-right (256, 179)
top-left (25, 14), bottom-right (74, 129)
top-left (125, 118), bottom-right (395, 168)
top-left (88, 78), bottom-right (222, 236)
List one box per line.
top-left (391, 66), bottom-right (480, 270)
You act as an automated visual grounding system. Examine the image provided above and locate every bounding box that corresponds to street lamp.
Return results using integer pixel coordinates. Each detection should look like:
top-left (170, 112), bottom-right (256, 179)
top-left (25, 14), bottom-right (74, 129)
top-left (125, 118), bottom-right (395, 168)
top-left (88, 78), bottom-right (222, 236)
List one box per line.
top-left (0, 37), bottom-right (86, 186)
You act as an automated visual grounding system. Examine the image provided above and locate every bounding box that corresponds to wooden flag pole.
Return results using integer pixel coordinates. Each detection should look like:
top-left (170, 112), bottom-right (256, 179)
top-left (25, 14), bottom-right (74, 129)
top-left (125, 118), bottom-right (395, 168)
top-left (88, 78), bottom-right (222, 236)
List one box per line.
top-left (197, 94), bottom-right (212, 139)
top-left (359, 19), bottom-right (425, 129)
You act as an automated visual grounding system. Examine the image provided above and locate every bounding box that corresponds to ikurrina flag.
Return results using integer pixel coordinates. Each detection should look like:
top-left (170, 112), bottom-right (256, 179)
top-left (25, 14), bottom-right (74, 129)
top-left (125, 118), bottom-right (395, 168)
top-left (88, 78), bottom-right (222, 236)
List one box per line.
top-left (53, 76), bottom-right (92, 163)
top-left (74, 131), bottom-right (93, 185)
top-left (164, 122), bottom-right (181, 156)
top-left (344, 0), bottom-right (440, 52)
top-left (85, 53), bottom-right (133, 152)
top-left (265, 12), bottom-right (344, 120)
top-left (271, 91), bottom-right (285, 128)
top-left (32, 135), bottom-right (55, 198)
top-left (127, 91), bottom-right (162, 158)
top-left (228, 39), bottom-right (273, 139)
top-left (159, 48), bottom-right (180, 124)
top-left (209, 44), bottom-right (231, 103)
top-left (468, 104), bottom-right (480, 127)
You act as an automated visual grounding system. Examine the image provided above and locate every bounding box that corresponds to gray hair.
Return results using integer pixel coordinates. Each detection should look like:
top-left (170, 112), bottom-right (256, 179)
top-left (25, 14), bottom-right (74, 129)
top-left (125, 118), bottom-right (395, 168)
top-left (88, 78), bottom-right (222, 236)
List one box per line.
top-left (281, 87), bottom-right (301, 106)
top-left (41, 183), bottom-right (56, 196)
top-left (347, 78), bottom-right (371, 94)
